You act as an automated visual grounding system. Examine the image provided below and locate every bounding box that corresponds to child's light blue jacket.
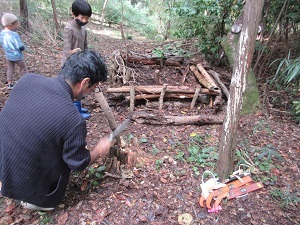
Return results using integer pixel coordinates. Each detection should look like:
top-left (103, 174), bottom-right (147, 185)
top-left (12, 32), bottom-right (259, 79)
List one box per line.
top-left (0, 29), bottom-right (25, 61)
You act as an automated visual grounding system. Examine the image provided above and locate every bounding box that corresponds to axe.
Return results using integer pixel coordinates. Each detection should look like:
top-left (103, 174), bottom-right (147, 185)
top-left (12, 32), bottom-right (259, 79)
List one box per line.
top-left (109, 118), bottom-right (131, 141)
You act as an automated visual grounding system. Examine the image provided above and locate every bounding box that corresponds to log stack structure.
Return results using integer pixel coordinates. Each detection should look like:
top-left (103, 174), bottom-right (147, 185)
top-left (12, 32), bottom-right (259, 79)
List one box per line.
top-left (108, 48), bottom-right (229, 112)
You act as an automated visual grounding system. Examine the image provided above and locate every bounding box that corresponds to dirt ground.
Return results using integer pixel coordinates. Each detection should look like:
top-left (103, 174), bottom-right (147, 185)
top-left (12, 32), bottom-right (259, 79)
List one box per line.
top-left (0, 24), bottom-right (299, 225)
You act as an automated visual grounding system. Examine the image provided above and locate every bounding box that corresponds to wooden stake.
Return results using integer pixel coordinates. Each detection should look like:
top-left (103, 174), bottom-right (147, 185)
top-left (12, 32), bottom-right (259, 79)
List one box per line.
top-left (190, 86), bottom-right (201, 109)
top-left (155, 70), bottom-right (160, 85)
top-left (129, 82), bottom-right (135, 112)
top-left (159, 84), bottom-right (167, 110)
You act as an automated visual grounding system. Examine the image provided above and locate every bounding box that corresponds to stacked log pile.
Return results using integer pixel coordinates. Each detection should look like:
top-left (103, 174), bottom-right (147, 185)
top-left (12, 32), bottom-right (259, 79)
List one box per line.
top-left (108, 48), bottom-right (229, 111)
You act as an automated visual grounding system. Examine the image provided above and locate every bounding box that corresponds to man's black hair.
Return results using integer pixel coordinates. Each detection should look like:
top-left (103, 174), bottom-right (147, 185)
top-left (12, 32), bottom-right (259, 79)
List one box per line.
top-left (72, 0), bottom-right (92, 17)
top-left (60, 50), bottom-right (108, 85)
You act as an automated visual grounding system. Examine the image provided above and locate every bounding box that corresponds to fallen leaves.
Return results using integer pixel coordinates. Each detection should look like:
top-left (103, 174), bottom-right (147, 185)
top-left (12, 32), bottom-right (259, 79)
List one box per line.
top-left (4, 203), bottom-right (16, 215)
top-left (57, 212), bottom-right (68, 225)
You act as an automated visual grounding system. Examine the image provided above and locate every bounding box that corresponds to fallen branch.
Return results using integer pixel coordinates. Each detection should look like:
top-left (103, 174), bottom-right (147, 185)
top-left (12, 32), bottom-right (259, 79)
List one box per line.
top-left (208, 70), bottom-right (230, 98)
top-left (180, 66), bottom-right (190, 84)
top-left (101, 172), bottom-right (123, 179)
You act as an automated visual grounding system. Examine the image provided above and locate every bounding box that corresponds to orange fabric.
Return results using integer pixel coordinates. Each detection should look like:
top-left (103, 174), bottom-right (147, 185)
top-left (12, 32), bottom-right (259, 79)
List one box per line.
top-left (199, 176), bottom-right (253, 209)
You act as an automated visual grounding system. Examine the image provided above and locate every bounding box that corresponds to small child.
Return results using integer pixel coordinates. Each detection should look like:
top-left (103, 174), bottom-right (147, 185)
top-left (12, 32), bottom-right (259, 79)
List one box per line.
top-left (62, 0), bottom-right (92, 119)
top-left (0, 13), bottom-right (28, 90)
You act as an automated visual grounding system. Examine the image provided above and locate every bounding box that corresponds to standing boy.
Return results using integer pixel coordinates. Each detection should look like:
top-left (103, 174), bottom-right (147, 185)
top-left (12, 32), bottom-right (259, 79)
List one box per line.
top-left (62, 0), bottom-right (92, 119)
top-left (0, 12), bottom-right (28, 90)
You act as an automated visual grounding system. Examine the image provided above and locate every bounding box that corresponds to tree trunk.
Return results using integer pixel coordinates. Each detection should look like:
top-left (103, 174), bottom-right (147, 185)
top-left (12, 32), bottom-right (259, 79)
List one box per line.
top-left (216, 0), bottom-right (265, 180)
top-left (100, 0), bottom-right (109, 28)
top-left (120, 0), bottom-right (125, 40)
top-left (51, 0), bottom-right (60, 35)
top-left (19, 0), bottom-right (29, 31)
top-left (222, 16), bottom-right (261, 115)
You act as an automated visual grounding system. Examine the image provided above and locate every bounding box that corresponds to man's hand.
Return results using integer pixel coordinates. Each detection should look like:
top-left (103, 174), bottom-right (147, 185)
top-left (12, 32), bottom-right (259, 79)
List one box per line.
top-left (89, 137), bottom-right (112, 165)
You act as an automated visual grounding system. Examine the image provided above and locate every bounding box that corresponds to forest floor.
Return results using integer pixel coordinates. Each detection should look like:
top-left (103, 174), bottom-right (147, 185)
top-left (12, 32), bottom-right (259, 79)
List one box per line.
top-left (0, 23), bottom-right (299, 225)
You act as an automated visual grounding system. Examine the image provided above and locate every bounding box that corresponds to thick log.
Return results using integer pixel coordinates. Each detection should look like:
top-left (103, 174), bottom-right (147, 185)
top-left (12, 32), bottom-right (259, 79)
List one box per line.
top-left (190, 65), bottom-right (219, 91)
top-left (145, 101), bottom-right (192, 109)
top-left (132, 111), bottom-right (223, 125)
top-left (125, 55), bottom-right (181, 67)
top-left (107, 85), bottom-right (221, 96)
top-left (125, 93), bottom-right (210, 104)
top-left (94, 89), bottom-right (121, 151)
top-left (190, 65), bottom-right (209, 89)
top-left (208, 70), bottom-right (230, 98)
top-left (126, 93), bottom-right (193, 100)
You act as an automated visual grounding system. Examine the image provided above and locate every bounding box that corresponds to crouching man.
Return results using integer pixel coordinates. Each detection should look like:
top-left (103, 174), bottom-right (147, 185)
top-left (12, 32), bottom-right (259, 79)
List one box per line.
top-left (0, 50), bottom-right (112, 211)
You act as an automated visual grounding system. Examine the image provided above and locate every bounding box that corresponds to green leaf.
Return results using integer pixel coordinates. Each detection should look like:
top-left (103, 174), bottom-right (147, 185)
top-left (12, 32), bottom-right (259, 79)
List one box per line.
top-left (92, 181), bottom-right (99, 186)
top-left (96, 165), bottom-right (106, 172)
top-left (140, 138), bottom-right (148, 143)
top-left (95, 172), bottom-right (102, 178)
top-left (88, 167), bottom-right (96, 174)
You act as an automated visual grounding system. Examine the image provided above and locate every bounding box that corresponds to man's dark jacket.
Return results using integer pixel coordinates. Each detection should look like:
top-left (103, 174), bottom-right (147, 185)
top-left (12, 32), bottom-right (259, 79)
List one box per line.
top-left (0, 74), bottom-right (91, 207)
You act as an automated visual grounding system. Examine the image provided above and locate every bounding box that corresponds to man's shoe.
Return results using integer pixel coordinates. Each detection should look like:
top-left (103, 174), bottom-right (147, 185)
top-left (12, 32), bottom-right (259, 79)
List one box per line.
top-left (21, 201), bottom-right (54, 211)
top-left (7, 83), bottom-right (13, 90)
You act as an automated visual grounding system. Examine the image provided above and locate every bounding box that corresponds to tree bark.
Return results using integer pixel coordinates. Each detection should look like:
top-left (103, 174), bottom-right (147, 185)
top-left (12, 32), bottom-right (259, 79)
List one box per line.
top-left (120, 0), bottom-right (125, 39)
top-left (100, 0), bottom-right (109, 28)
top-left (216, 0), bottom-right (265, 180)
top-left (19, 0), bottom-right (29, 31)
